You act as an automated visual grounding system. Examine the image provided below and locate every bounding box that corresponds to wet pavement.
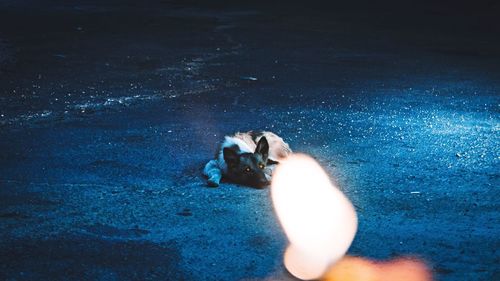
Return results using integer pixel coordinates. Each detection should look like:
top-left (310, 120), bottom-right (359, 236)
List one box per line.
top-left (0, 1), bottom-right (499, 280)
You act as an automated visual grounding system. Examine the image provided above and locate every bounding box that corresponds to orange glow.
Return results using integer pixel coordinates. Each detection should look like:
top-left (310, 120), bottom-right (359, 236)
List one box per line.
top-left (323, 256), bottom-right (432, 281)
top-left (271, 154), bottom-right (358, 280)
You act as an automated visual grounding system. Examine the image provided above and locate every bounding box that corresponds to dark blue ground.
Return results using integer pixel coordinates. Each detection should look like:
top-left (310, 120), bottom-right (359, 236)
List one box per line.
top-left (0, 1), bottom-right (499, 280)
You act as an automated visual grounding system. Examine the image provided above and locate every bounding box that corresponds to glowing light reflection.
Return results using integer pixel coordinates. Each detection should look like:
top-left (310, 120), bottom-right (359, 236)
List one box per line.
top-left (271, 154), bottom-right (358, 280)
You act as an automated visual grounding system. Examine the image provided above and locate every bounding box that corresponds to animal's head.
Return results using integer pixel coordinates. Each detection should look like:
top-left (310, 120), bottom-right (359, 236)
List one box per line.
top-left (224, 137), bottom-right (271, 188)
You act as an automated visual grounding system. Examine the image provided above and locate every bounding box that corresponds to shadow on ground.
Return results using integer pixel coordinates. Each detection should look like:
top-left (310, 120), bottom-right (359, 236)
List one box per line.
top-left (0, 236), bottom-right (187, 281)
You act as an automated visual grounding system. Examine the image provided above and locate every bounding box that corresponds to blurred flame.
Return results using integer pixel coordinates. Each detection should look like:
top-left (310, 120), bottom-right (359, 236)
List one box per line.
top-left (271, 154), bottom-right (358, 280)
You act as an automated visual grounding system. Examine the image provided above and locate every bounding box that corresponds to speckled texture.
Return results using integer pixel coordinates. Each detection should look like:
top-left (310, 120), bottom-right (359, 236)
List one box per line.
top-left (0, 1), bottom-right (499, 280)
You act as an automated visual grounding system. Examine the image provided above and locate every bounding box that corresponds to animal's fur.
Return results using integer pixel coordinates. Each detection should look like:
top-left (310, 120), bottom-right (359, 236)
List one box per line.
top-left (203, 131), bottom-right (292, 188)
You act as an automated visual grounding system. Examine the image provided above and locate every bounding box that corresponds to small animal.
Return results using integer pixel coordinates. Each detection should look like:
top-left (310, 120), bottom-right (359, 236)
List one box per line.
top-left (203, 131), bottom-right (292, 188)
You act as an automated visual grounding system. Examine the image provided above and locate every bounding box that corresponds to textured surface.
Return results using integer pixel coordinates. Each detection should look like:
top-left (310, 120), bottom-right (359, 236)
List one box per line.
top-left (0, 1), bottom-right (499, 280)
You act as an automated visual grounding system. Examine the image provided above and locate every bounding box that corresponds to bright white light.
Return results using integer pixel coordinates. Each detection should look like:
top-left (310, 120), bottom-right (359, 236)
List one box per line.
top-left (271, 154), bottom-right (358, 280)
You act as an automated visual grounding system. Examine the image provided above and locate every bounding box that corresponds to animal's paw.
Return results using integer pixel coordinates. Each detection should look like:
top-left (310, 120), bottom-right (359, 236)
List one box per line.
top-left (207, 178), bottom-right (220, 187)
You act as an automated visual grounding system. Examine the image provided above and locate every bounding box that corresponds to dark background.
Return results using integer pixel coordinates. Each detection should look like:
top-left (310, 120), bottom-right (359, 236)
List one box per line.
top-left (0, 1), bottom-right (499, 280)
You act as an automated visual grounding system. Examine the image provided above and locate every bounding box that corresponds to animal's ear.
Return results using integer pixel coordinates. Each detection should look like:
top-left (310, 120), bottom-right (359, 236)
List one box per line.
top-left (223, 147), bottom-right (239, 165)
top-left (255, 137), bottom-right (269, 161)
top-left (267, 158), bottom-right (279, 165)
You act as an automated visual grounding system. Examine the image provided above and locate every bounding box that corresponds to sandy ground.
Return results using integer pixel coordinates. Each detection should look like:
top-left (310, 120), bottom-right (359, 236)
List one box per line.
top-left (0, 1), bottom-right (499, 280)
